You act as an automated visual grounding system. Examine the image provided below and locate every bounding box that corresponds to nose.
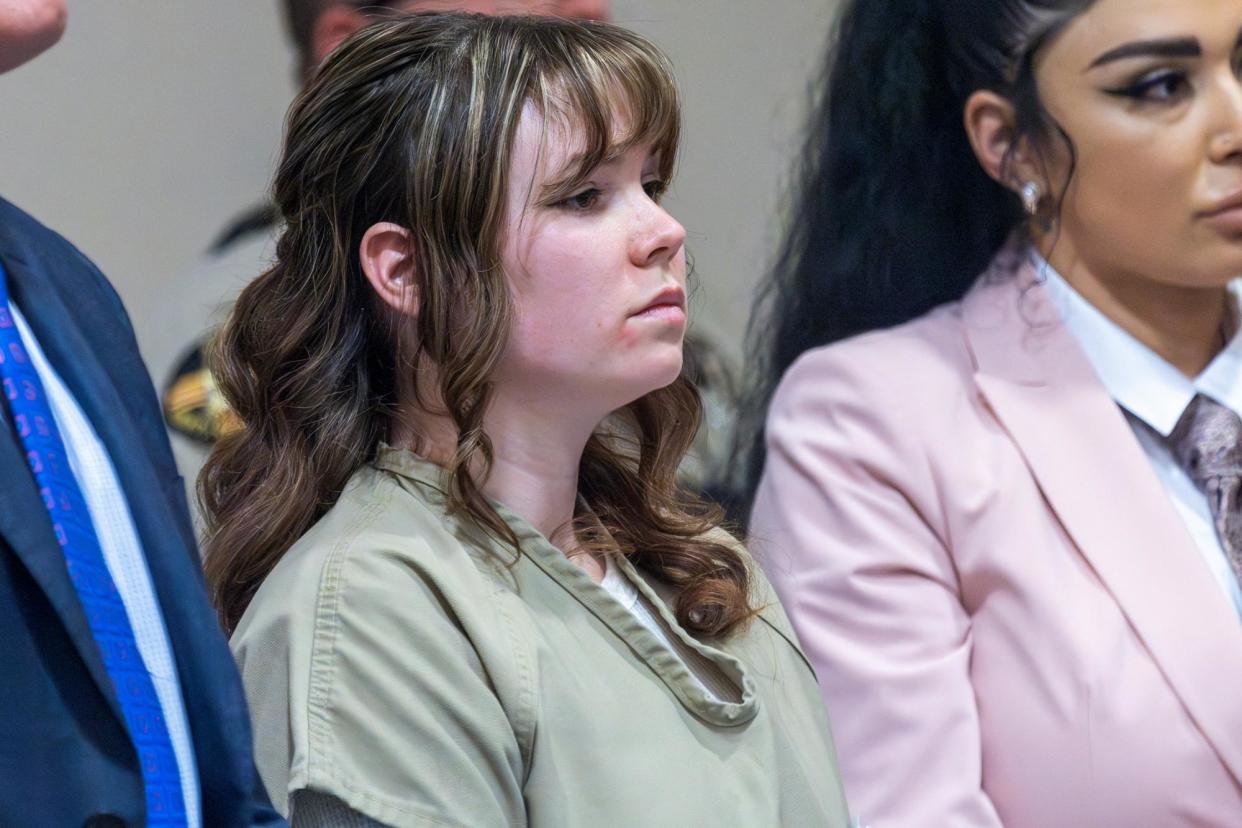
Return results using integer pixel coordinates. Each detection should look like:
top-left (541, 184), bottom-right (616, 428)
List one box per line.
top-left (630, 200), bottom-right (686, 269)
top-left (1209, 71), bottom-right (1242, 165)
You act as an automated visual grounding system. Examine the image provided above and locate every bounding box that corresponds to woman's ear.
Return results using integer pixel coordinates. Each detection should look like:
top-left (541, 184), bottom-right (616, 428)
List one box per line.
top-left (963, 89), bottom-right (1044, 194)
top-left (360, 222), bottom-right (419, 318)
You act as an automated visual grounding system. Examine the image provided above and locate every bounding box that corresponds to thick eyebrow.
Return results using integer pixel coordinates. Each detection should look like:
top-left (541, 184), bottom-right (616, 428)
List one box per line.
top-left (1087, 37), bottom-right (1201, 70)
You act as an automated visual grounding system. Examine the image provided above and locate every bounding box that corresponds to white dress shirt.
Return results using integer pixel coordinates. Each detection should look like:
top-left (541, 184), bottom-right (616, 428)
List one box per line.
top-left (9, 301), bottom-right (202, 827)
top-left (1036, 254), bottom-right (1242, 621)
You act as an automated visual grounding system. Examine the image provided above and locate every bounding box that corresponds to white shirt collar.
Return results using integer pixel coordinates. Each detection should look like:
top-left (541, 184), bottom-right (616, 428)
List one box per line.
top-left (1033, 250), bottom-right (1242, 437)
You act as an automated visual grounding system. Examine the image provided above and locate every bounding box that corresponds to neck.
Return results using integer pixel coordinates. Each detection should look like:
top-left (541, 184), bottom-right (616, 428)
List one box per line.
top-left (477, 397), bottom-right (596, 550)
top-left (390, 384), bottom-right (604, 558)
top-left (1044, 244), bottom-right (1231, 378)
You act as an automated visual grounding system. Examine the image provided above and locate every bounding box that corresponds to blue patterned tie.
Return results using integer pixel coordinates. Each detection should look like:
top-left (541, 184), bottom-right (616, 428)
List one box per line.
top-left (0, 262), bottom-right (187, 826)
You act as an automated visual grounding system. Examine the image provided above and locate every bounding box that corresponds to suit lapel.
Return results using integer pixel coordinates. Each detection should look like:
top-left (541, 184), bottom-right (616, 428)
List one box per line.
top-left (0, 408), bottom-right (129, 729)
top-left (0, 223), bottom-right (261, 816)
top-left (0, 251), bottom-right (129, 729)
top-left (963, 256), bottom-right (1242, 786)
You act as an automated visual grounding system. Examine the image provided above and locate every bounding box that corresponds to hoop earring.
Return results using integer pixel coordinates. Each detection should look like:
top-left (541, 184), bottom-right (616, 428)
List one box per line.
top-left (1021, 181), bottom-right (1043, 216)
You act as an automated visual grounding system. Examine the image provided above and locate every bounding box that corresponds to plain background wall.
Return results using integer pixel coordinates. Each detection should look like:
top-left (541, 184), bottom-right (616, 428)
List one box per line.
top-left (0, 1), bottom-right (836, 393)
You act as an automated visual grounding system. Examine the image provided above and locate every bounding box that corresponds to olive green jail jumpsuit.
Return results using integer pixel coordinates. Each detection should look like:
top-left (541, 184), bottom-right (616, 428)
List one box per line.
top-left (233, 446), bottom-right (851, 828)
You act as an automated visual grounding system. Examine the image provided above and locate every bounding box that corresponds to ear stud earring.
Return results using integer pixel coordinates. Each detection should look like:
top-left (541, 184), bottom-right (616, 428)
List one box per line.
top-left (1021, 181), bottom-right (1042, 216)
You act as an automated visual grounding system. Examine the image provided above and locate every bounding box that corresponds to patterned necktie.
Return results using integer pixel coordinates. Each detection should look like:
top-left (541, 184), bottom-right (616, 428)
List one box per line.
top-left (1168, 393), bottom-right (1242, 587)
top-left (0, 264), bottom-right (187, 826)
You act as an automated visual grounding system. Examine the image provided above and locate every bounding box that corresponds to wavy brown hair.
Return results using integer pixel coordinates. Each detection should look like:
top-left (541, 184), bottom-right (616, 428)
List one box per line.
top-left (202, 12), bottom-right (754, 636)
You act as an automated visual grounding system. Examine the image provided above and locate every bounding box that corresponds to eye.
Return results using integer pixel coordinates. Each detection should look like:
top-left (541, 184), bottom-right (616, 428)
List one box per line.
top-left (643, 179), bottom-right (668, 203)
top-left (556, 187), bottom-right (602, 212)
top-left (1108, 69), bottom-right (1191, 103)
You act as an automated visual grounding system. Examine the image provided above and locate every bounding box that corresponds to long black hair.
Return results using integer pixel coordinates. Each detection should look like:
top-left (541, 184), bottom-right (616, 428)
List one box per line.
top-left (735, 0), bottom-right (1095, 515)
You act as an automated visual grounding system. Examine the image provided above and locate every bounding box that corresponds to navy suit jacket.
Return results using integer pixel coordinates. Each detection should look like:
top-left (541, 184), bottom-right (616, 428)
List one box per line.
top-left (0, 197), bottom-right (283, 827)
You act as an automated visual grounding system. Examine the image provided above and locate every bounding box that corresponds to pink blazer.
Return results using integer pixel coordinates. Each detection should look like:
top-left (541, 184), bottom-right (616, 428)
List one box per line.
top-left (751, 253), bottom-right (1242, 827)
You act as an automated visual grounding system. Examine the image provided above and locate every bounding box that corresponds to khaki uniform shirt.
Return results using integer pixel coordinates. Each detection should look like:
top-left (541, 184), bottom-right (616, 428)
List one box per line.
top-left (232, 446), bottom-right (850, 827)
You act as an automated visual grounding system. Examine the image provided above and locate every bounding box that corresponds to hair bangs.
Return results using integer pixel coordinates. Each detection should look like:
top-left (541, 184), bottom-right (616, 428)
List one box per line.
top-left (528, 23), bottom-right (681, 198)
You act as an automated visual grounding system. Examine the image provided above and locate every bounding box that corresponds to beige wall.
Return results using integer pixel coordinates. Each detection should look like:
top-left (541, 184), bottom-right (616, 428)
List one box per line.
top-left (0, 1), bottom-right (837, 388)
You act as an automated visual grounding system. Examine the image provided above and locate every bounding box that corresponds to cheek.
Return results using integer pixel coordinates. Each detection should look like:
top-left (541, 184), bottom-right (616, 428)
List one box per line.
top-left (514, 224), bottom-right (631, 312)
top-left (507, 293), bottom-right (595, 364)
top-left (1055, 111), bottom-right (1209, 272)
top-left (503, 246), bottom-right (620, 364)
top-left (1068, 121), bottom-right (1193, 222)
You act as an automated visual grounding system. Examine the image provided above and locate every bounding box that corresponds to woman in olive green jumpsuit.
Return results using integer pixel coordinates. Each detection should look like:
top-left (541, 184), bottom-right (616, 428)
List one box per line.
top-left (203, 13), bottom-right (851, 827)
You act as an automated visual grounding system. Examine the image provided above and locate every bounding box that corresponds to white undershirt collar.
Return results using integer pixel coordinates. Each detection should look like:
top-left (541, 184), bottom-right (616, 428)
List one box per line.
top-left (1033, 251), bottom-right (1242, 436)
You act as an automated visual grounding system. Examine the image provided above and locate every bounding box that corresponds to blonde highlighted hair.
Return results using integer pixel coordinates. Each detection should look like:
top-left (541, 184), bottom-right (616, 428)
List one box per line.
top-left (202, 12), bottom-right (754, 636)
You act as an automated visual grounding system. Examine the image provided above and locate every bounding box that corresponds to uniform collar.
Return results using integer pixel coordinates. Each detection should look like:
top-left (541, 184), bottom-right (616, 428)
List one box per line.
top-left (371, 443), bottom-right (760, 726)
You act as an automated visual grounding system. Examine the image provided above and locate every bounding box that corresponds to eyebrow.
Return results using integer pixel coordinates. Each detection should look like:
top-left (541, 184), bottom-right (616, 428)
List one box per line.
top-left (1088, 26), bottom-right (1242, 71)
top-left (1088, 38), bottom-right (1201, 69)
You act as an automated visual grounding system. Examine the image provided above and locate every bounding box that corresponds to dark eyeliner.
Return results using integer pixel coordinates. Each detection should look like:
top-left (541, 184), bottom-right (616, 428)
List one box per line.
top-left (1103, 69), bottom-right (1187, 100)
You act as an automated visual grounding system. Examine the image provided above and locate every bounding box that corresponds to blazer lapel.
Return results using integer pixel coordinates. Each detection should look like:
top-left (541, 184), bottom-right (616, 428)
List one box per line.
top-left (0, 250), bottom-right (129, 729)
top-left (963, 254), bottom-right (1242, 786)
top-left (1, 225), bottom-right (260, 816)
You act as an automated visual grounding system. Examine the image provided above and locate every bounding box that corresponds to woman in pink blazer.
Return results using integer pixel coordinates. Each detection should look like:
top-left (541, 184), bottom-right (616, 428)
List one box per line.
top-left (745, 0), bottom-right (1242, 825)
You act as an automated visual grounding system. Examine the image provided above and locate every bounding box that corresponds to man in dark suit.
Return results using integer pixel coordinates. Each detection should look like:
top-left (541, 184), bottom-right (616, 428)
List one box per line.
top-left (0, 4), bottom-right (283, 826)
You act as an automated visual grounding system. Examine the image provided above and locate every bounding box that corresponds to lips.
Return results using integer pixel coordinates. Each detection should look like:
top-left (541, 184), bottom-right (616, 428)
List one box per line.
top-left (1200, 191), bottom-right (1242, 235)
top-left (632, 286), bottom-right (686, 318)
top-left (1203, 189), bottom-right (1242, 218)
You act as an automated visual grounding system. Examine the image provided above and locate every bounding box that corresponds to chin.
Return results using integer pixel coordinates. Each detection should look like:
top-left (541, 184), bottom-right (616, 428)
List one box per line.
top-left (1188, 249), bottom-right (1242, 288)
top-left (1182, 233), bottom-right (1242, 283)
top-left (648, 349), bottom-right (686, 389)
top-left (1218, 251), bottom-right (1242, 283)
top-left (607, 354), bottom-right (684, 407)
